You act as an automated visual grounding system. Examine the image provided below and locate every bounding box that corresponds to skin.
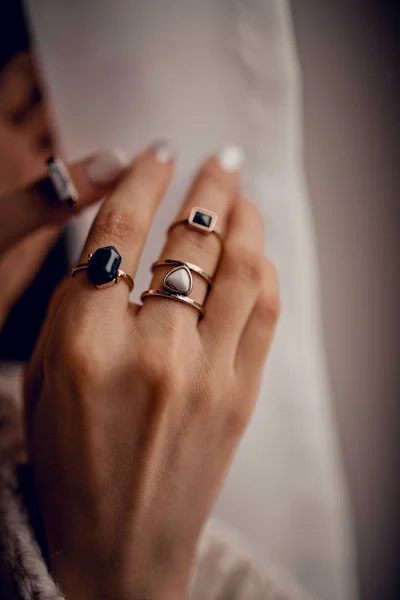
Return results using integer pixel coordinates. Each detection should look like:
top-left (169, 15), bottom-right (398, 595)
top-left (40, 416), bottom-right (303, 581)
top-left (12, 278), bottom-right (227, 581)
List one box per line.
top-left (24, 148), bottom-right (280, 600)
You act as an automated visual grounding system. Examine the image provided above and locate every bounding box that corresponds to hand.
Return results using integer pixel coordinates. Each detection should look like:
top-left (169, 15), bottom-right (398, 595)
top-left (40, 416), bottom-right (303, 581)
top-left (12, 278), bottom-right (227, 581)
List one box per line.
top-left (0, 51), bottom-right (129, 328)
top-left (24, 143), bottom-right (280, 600)
top-left (0, 150), bottom-right (129, 328)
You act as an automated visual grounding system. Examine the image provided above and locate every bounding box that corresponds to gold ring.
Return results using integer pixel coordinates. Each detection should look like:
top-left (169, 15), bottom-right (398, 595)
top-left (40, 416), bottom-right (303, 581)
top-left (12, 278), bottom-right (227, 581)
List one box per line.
top-left (71, 246), bottom-right (134, 292)
top-left (140, 289), bottom-right (204, 316)
top-left (168, 206), bottom-right (222, 245)
top-left (151, 259), bottom-right (213, 287)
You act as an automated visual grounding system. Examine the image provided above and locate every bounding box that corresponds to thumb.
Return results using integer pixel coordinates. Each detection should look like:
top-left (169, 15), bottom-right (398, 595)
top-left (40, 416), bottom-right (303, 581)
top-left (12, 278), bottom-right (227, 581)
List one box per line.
top-left (0, 226), bottom-right (59, 330)
top-left (0, 149), bottom-right (128, 254)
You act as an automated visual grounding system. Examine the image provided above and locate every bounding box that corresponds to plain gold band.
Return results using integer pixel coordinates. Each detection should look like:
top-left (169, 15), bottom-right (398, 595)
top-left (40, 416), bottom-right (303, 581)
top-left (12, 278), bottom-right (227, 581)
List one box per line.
top-left (140, 289), bottom-right (204, 316)
top-left (71, 264), bottom-right (134, 292)
top-left (151, 259), bottom-right (213, 287)
top-left (168, 219), bottom-right (223, 245)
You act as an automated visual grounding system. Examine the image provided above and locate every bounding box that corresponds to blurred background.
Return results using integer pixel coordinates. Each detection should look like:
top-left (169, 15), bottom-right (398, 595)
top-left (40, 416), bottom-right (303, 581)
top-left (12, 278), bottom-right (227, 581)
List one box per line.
top-left (291, 2), bottom-right (399, 599)
top-left (0, 2), bottom-right (399, 599)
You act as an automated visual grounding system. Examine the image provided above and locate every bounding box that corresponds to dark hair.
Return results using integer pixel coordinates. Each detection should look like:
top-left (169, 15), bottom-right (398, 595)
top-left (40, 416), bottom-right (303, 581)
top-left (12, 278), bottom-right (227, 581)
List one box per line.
top-left (0, 0), bottom-right (30, 69)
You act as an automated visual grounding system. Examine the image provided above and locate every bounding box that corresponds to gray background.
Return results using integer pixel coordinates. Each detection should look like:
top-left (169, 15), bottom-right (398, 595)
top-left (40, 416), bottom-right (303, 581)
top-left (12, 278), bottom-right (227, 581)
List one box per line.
top-left (291, 2), bottom-right (399, 599)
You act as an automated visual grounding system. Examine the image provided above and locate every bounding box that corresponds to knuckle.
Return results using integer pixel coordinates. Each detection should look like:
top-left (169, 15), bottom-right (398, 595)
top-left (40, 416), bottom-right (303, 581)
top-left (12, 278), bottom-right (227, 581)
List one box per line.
top-left (257, 290), bottom-right (281, 326)
top-left (137, 343), bottom-right (182, 392)
top-left (95, 210), bottom-right (143, 245)
top-left (225, 245), bottom-right (264, 285)
top-left (222, 402), bottom-right (250, 438)
top-left (168, 226), bottom-right (220, 262)
top-left (50, 330), bottom-right (104, 385)
top-left (260, 261), bottom-right (281, 323)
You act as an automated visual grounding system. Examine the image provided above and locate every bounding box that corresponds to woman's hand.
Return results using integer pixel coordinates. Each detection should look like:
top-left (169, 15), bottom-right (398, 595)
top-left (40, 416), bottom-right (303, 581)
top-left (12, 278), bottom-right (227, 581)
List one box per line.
top-left (0, 150), bottom-right (128, 328)
top-left (24, 144), bottom-right (280, 600)
top-left (0, 50), bottom-right (129, 329)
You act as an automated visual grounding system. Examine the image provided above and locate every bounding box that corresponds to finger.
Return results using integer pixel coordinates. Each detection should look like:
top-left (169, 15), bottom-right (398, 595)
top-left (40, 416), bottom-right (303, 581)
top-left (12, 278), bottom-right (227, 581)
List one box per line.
top-left (199, 197), bottom-right (265, 358)
top-left (0, 148), bottom-right (128, 254)
top-left (24, 278), bottom-right (69, 449)
top-left (141, 145), bottom-right (245, 326)
top-left (74, 142), bottom-right (176, 301)
top-left (235, 259), bottom-right (280, 374)
top-left (0, 226), bottom-right (59, 329)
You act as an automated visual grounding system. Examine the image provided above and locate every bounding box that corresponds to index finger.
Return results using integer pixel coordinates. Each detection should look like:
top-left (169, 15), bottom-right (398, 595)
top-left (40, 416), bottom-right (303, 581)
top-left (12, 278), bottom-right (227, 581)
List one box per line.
top-left (74, 142), bottom-right (176, 295)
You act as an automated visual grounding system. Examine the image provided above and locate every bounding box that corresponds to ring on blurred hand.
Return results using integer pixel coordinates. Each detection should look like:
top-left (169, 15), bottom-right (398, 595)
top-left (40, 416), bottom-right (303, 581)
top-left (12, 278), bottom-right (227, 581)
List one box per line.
top-left (71, 245), bottom-right (134, 291)
top-left (151, 259), bottom-right (213, 290)
top-left (168, 206), bottom-right (222, 245)
top-left (140, 288), bottom-right (204, 316)
top-left (46, 156), bottom-right (79, 208)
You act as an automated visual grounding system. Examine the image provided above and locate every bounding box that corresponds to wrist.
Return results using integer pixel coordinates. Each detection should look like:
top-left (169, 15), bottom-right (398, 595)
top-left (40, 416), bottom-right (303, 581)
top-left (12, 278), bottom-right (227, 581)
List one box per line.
top-left (51, 554), bottom-right (187, 600)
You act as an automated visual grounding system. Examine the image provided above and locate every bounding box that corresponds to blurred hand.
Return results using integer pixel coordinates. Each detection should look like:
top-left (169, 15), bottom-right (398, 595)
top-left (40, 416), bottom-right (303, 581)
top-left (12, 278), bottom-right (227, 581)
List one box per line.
top-left (0, 227), bottom-right (58, 330)
top-left (0, 51), bottom-right (128, 329)
top-left (24, 144), bottom-right (280, 600)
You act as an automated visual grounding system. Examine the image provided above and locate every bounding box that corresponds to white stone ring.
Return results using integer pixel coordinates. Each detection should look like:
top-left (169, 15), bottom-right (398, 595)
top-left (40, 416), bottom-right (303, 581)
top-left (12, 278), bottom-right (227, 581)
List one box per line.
top-left (151, 259), bottom-right (213, 294)
top-left (140, 259), bottom-right (212, 317)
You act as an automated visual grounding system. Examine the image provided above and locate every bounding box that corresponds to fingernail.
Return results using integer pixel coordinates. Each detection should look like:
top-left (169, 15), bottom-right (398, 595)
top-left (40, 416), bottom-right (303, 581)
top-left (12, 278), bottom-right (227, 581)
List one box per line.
top-left (86, 148), bottom-right (129, 186)
top-left (151, 140), bottom-right (176, 163)
top-left (217, 143), bottom-right (245, 172)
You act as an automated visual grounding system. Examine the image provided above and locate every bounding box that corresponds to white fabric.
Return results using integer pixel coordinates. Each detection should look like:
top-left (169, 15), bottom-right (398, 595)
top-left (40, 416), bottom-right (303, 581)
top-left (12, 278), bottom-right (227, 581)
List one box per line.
top-left (25, 2), bottom-right (358, 599)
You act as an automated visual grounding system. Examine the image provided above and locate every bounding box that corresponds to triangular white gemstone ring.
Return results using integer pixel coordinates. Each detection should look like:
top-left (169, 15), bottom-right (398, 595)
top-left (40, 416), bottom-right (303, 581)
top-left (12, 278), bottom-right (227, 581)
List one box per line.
top-left (163, 265), bottom-right (193, 295)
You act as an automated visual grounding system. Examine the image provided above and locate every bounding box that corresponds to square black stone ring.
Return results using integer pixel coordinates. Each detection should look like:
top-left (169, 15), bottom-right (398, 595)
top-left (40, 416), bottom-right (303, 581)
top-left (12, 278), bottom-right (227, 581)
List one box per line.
top-left (71, 246), bottom-right (134, 292)
top-left (167, 207), bottom-right (222, 246)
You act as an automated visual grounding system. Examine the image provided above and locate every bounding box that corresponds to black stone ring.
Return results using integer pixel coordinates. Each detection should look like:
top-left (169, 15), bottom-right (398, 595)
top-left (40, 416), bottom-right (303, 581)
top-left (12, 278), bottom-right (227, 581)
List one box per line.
top-left (71, 246), bottom-right (134, 291)
top-left (167, 206), bottom-right (223, 246)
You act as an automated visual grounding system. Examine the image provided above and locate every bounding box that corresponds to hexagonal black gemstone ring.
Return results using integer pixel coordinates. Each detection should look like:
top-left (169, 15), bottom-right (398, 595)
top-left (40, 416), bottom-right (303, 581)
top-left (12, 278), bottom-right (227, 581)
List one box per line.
top-left (87, 246), bottom-right (122, 287)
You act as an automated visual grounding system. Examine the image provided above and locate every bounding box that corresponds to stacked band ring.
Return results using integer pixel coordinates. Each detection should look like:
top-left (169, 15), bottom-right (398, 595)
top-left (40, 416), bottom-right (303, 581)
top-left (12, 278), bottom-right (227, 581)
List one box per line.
top-left (140, 288), bottom-right (204, 315)
top-left (140, 258), bottom-right (214, 316)
top-left (71, 246), bottom-right (134, 291)
top-left (151, 259), bottom-right (213, 287)
top-left (140, 207), bottom-right (221, 316)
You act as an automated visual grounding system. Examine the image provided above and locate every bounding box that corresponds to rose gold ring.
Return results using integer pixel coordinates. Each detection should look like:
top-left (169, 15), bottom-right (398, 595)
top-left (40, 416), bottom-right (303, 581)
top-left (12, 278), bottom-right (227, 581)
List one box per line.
top-left (140, 289), bottom-right (204, 317)
top-left (168, 206), bottom-right (222, 245)
top-left (151, 259), bottom-right (213, 288)
top-left (71, 246), bottom-right (134, 292)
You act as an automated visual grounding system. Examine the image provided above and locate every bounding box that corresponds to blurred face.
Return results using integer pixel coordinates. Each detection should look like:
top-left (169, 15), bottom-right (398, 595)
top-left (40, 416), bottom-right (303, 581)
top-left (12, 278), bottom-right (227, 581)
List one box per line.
top-left (0, 50), bottom-right (54, 195)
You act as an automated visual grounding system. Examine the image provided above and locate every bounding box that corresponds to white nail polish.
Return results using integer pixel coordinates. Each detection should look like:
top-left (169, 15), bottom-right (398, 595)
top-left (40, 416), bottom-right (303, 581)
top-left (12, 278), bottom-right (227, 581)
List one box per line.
top-left (217, 144), bottom-right (245, 172)
top-left (86, 148), bottom-right (128, 186)
top-left (151, 140), bottom-right (176, 163)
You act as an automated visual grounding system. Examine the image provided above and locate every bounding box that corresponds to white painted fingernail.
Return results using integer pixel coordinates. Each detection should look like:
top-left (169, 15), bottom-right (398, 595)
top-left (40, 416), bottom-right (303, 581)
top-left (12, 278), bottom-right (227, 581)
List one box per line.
top-left (151, 140), bottom-right (176, 163)
top-left (86, 148), bottom-right (129, 186)
top-left (217, 143), bottom-right (245, 172)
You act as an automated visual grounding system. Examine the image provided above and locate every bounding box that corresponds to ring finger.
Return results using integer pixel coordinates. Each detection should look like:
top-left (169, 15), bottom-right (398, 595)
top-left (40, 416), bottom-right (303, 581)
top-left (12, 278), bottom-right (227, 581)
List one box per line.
top-left (141, 145), bottom-right (245, 326)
